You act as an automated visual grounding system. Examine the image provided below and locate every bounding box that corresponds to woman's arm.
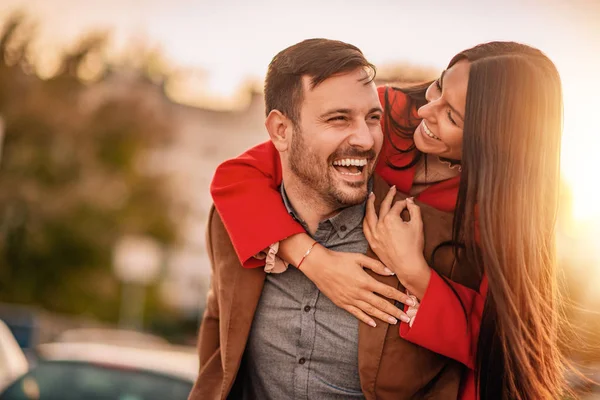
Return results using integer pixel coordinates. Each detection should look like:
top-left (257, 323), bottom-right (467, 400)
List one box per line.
top-left (210, 141), bottom-right (305, 268)
top-left (210, 141), bottom-right (415, 327)
top-left (400, 272), bottom-right (487, 370)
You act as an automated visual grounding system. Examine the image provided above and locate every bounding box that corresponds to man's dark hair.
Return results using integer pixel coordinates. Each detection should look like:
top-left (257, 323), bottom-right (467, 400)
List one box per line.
top-left (264, 38), bottom-right (376, 126)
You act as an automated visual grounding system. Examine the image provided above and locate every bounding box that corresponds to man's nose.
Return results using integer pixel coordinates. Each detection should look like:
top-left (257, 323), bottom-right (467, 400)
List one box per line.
top-left (348, 120), bottom-right (375, 149)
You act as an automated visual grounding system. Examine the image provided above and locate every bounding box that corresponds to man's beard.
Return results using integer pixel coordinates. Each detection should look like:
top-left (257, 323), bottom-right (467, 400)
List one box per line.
top-left (289, 129), bottom-right (375, 208)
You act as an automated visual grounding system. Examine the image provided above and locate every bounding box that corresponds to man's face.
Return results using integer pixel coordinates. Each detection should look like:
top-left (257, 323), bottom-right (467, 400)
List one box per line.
top-left (289, 68), bottom-right (383, 208)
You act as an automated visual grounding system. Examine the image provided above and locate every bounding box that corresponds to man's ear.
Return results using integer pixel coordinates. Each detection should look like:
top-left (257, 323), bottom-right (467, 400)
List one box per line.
top-left (265, 110), bottom-right (293, 152)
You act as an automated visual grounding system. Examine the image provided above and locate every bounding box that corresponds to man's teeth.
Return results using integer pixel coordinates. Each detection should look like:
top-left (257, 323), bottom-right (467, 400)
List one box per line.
top-left (423, 121), bottom-right (441, 140)
top-left (332, 159), bottom-right (368, 167)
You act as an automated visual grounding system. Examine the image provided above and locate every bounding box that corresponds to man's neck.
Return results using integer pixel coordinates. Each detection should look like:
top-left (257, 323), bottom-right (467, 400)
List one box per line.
top-left (282, 177), bottom-right (340, 236)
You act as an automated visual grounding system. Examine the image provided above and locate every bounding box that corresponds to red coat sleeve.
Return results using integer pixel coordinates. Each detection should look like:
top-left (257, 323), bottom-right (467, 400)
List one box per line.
top-left (209, 141), bottom-right (306, 268)
top-left (400, 272), bottom-right (489, 370)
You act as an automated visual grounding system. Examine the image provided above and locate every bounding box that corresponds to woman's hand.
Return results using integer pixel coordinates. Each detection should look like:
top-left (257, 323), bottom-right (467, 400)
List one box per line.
top-left (363, 186), bottom-right (432, 299)
top-left (298, 244), bottom-right (415, 328)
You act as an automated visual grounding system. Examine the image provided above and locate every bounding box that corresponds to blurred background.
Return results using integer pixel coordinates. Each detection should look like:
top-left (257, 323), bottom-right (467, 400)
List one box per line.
top-left (0, 0), bottom-right (598, 398)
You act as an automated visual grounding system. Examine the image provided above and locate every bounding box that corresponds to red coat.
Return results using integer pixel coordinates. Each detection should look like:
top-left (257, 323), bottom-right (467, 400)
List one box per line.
top-left (210, 86), bottom-right (488, 400)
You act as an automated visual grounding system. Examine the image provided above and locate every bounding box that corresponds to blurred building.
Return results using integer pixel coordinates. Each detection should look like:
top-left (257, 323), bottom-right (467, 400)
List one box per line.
top-left (162, 90), bottom-right (267, 314)
top-left (83, 69), bottom-right (268, 315)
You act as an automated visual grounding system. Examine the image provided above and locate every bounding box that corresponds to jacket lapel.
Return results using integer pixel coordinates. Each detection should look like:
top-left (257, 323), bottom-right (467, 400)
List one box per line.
top-left (221, 260), bottom-right (266, 396)
top-left (358, 248), bottom-right (402, 399)
top-left (358, 175), bottom-right (405, 399)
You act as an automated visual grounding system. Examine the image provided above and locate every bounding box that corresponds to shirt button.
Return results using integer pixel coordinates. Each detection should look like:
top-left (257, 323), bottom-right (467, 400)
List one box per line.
top-left (304, 305), bottom-right (311, 312)
top-left (340, 225), bottom-right (347, 232)
top-left (299, 358), bottom-right (306, 365)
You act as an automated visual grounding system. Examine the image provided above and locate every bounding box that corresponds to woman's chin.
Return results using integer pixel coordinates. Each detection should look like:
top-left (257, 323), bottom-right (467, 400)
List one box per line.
top-left (414, 136), bottom-right (438, 155)
top-left (414, 135), bottom-right (455, 158)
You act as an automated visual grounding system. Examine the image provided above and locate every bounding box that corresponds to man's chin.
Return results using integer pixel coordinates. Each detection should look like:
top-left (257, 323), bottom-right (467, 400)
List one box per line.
top-left (331, 184), bottom-right (369, 206)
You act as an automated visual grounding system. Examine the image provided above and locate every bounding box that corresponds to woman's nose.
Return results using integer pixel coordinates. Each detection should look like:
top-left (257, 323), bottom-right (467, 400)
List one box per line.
top-left (417, 100), bottom-right (437, 121)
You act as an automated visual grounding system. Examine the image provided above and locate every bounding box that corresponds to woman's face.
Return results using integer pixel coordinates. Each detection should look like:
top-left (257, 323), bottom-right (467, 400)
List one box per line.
top-left (414, 60), bottom-right (470, 160)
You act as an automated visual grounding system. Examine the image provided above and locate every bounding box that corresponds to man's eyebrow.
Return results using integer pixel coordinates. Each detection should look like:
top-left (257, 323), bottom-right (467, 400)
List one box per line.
top-left (320, 107), bottom-right (383, 119)
top-left (440, 70), bottom-right (464, 122)
top-left (320, 109), bottom-right (352, 118)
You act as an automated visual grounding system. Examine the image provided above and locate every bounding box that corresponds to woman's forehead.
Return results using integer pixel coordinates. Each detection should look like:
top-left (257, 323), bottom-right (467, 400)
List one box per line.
top-left (442, 60), bottom-right (470, 116)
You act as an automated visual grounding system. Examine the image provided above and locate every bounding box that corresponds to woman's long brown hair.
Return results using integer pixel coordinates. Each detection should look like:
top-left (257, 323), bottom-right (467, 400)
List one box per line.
top-left (385, 42), bottom-right (565, 399)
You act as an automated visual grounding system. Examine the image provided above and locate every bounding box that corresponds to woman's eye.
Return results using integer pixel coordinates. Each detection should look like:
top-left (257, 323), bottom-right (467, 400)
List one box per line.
top-left (369, 114), bottom-right (382, 121)
top-left (447, 109), bottom-right (457, 126)
top-left (435, 79), bottom-right (442, 91)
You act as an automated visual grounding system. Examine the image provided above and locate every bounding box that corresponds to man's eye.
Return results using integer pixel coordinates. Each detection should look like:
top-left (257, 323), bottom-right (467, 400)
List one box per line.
top-left (328, 116), bottom-right (347, 122)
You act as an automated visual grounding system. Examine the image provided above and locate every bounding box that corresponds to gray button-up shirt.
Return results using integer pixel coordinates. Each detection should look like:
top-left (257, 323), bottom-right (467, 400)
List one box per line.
top-left (242, 184), bottom-right (369, 400)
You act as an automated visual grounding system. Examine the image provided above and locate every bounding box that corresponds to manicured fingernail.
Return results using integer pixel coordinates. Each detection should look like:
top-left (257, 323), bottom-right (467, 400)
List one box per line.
top-left (369, 192), bottom-right (374, 198)
top-left (406, 298), bottom-right (416, 306)
top-left (388, 317), bottom-right (398, 325)
top-left (400, 315), bottom-right (411, 323)
top-left (390, 185), bottom-right (396, 191)
top-left (368, 320), bottom-right (377, 328)
top-left (407, 197), bottom-right (414, 203)
top-left (384, 268), bottom-right (395, 275)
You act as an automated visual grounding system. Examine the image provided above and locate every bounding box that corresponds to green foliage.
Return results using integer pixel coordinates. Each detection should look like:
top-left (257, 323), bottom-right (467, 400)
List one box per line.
top-left (0, 13), bottom-right (177, 324)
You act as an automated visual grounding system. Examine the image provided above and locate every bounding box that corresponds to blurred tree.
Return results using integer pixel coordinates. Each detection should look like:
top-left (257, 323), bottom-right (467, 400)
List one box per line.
top-left (0, 13), bottom-right (177, 324)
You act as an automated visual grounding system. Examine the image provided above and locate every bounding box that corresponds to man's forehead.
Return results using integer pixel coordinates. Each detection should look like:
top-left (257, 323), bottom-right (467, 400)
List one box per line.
top-left (300, 70), bottom-right (379, 110)
top-left (301, 68), bottom-right (372, 91)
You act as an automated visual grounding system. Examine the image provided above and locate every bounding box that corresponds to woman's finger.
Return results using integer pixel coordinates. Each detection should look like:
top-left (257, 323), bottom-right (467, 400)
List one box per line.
top-left (354, 299), bottom-right (411, 325)
top-left (345, 305), bottom-right (377, 327)
top-left (364, 192), bottom-right (378, 234)
top-left (358, 253), bottom-right (394, 276)
top-left (368, 280), bottom-right (417, 307)
top-left (390, 199), bottom-right (407, 220)
top-left (378, 185), bottom-right (397, 219)
top-left (406, 197), bottom-right (423, 229)
top-left (356, 292), bottom-right (412, 324)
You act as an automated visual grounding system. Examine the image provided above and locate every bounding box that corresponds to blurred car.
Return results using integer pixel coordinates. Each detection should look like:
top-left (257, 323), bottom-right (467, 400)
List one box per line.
top-left (54, 328), bottom-right (170, 349)
top-left (0, 305), bottom-right (40, 351)
top-left (0, 342), bottom-right (198, 400)
top-left (0, 320), bottom-right (28, 392)
top-left (0, 360), bottom-right (193, 400)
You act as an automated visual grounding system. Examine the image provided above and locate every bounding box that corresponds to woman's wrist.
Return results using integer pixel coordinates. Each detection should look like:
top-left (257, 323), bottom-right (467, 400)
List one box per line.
top-left (278, 233), bottom-right (319, 268)
top-left (295, 243), bottom-right (329, 279)
top-left (296, 241), bottom-right (318, 270)
top-left (396, 257), bottom-right (432, 300)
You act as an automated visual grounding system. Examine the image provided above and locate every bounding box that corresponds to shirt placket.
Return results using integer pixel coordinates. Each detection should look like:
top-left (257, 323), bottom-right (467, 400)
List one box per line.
top-left (293, 224), bottom-right (330, 400)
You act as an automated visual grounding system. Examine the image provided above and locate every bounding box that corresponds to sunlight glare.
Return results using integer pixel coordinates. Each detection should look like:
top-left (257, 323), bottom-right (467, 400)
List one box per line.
top-left (561, 74), bottom-right (600, 222)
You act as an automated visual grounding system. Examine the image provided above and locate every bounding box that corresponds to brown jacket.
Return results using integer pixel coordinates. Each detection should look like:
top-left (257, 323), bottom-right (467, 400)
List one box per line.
top-left (188, 175), bottom-right (480, 400)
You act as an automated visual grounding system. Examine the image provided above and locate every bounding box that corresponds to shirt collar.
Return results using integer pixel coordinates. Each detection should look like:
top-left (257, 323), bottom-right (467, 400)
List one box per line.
top-left (280, 179), bottom-right (371, 239)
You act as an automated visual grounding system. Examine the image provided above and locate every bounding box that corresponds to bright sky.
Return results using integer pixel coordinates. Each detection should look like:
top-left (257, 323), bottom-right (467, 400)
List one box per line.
top-left (1, 0), bottom-right (599, 222)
